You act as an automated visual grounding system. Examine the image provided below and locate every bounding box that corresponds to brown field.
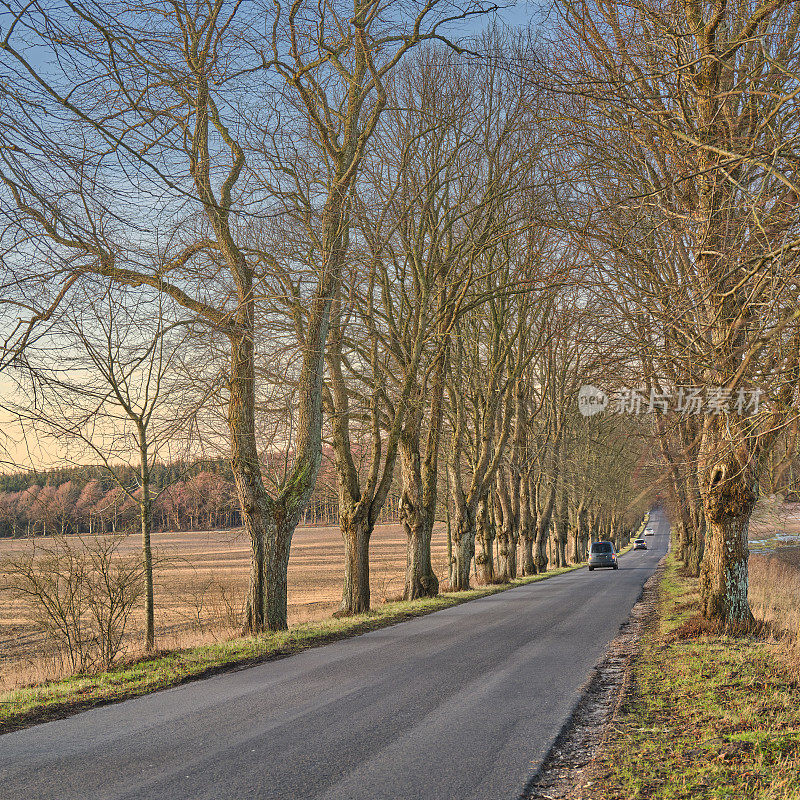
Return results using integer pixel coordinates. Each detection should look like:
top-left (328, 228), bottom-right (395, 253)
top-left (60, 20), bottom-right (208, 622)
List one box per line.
top-left (750, 548), bottom-right (800, 640)
top-left (0, 523), bottom-right (449, 690)
top-left (748, 498), bottom-right (800, 639)
top-left (749, 499), bottom-right (800, 542)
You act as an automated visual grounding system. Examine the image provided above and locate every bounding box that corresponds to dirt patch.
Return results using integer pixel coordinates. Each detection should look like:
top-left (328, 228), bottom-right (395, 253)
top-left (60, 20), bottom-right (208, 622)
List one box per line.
top-left (522, 556), bottom-right (666, 800)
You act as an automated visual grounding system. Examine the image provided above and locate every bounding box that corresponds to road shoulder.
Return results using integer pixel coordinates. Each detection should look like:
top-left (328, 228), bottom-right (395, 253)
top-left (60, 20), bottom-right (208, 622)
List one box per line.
top-left (1, 563), bottom-right (594, 736)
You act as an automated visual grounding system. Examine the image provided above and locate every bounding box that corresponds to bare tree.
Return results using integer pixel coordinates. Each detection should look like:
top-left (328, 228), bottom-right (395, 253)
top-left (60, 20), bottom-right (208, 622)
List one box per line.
top-left (0, 0), bottom-right (493, 631)
top-left (354, 34), bottom-right (552, 596)
top-left (553, 0), bottom-right (800, 623)
top-left (445, 266), bottom-right (539, 590)
top-left (3, 285), bottom-right (187, 650)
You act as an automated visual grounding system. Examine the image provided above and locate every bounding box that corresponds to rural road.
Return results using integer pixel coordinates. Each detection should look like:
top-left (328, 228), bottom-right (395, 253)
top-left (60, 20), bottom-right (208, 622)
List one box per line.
top-left (0, 511), bottom-right (669, 800)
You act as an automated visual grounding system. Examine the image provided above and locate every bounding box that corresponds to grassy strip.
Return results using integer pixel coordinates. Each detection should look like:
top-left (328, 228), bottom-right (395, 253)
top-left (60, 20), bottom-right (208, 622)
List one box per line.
top-left (1, 560), bottom-right (599, 735)
top-left (593, 552), bottom-right (800, 800)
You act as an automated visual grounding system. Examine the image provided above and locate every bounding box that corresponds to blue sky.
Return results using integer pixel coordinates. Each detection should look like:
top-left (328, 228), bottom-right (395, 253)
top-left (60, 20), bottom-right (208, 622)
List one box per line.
top-left (452, 1), bottom-right (542, 37)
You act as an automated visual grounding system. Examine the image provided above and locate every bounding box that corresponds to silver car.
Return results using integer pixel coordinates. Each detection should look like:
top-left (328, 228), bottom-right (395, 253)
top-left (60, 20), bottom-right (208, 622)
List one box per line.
top-left (588, 540), bottom-right (618, 570)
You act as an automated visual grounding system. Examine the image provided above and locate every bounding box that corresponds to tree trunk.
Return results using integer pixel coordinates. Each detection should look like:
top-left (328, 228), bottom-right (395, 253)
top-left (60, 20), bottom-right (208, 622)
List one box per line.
top-left (521, 536), bottom-right (535, 575)
top-left (140, 502), bottom-right (155, 650)
top-left (266, 516), bottom-right (291, 631)
top-left (520, 474), bottom-right (536, 575)
top-left (337, 511), bottom-right (372, 615)
top-left (506, 530), bottom-right (517, 579)
top-left (495, 470), bottom-right (518, 582)
top-left (244, 528), bottom-right (266, 634)
top-left (556, 532), bottom-right (566, 567)
top-left (534, 509), bottom-right (553, 573)
top-left (578, 508), bottom-right (590, 560)
top-left (554, 480), bottom-right (568, 568)
top-left (229, 315), bottom-right (274, 634)
top-left (450, 503), bottom-right (476, 591)
top-left (494, 496), bottom-right (510, 583)
top-left (700, 511), bottom-right (753, 625)
top-left (534, 519), bottom-right (549, 573)
top-left (698, 420), bottom-right (757, 625)
top-left (568, 502), bottom-right (584, 563)
top-left (689, 521), bottom-right (705, 577)
top-left (138, 425), bottom-right (155, 652)
top-left (403, 497), bottom-right (439, 598)
top-left (657, 415), bottom-right (691, 565)
top-left (534, 452), bottom-right (560, 573)
top-left (401, 341), bottom-right (446, 601)
top-left (400, 430), bottom-right (440, 600)
top-left (475, 496), bottom-right (495, 585)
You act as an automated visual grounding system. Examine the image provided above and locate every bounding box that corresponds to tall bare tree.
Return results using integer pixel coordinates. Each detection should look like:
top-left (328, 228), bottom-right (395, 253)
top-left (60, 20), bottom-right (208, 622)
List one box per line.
top-left (0, 0), bottom-right (492, 631)
top-left (2, 285), bottom-right (186, 650)
top-left (554, 0), bottom-right (800, 622)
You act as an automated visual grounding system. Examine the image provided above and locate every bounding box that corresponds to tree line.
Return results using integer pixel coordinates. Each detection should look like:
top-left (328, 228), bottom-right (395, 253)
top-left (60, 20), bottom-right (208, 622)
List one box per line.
top-left (0, 0), bottom-right (797, 657)
top-left (0, 458), bottom-right (234, 494)
top-left (0, 473), bottom-right (238, 538)
top-left (0, 455), bottom-right (406, 538)
top-left (551, 0), bottom-right (800, 624)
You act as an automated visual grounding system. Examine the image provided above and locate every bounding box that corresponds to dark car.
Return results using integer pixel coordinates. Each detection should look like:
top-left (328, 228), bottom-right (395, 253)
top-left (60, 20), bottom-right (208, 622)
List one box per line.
top-left (588, 540), bottom-right (618, 570)
top-left (633, 538), bottom-right (647, 550)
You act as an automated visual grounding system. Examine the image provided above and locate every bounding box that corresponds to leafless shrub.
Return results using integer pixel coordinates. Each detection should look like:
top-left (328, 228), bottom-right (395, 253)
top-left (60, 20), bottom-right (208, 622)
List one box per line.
top-left (374, 568), bottom-right (402, 605)
top-left (211, 581), bottom-right (245, 632)
top-left (0, 535), bottom-right (146, 671)
top-left (173, 572), bottom-right (244, 636)
top-left (175, 576), bottom-right (215, 633)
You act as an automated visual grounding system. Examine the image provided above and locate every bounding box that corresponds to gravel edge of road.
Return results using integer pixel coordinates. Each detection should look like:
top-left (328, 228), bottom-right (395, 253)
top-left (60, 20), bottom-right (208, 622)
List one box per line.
top-left (520, 553), bottom-right (668, 800)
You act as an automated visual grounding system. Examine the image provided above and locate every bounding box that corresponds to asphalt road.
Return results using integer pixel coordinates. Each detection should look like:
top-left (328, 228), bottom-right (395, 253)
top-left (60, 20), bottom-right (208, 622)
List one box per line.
top-left (0, 511), bottom-right (669, 800)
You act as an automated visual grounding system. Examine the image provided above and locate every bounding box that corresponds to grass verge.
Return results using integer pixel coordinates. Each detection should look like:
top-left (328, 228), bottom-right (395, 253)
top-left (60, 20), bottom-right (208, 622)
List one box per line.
top-left (591, 552), bottom-right (800, 800)
top-left (0, 559), bottom-right (600, 735)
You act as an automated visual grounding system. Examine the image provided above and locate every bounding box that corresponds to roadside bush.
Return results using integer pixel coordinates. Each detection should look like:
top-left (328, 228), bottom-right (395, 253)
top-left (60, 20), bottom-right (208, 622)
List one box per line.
top-left (174, 574), bottom-right (244, 636)
top-left (0, 535), bottom-right (146, 671)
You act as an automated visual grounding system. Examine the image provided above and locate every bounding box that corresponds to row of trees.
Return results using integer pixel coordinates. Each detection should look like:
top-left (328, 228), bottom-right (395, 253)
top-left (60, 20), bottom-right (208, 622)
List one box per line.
top-left (0, 459), bottom-right (406, 538)
top-left (0, 0), bottom-right (646, 652)
top-left (3, 0), bottom-right (794, 656)
top-left (0, 458), bottom-right (233, 494)
top-left (551, 0), bottom-right (800, 623)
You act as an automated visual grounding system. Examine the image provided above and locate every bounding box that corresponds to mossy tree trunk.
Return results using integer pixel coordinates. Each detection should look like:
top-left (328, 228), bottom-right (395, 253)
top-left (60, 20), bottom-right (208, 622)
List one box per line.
top-left (698, 417), bottom-right (757, 626)
top-left (476, 496), bottom-right (496, 585)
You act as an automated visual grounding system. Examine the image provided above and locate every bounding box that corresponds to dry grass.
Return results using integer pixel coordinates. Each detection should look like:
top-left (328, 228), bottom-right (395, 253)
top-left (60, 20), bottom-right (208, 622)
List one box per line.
top-left (750, 548), bottom-right (800, 643)
top-left (0, 522), bottom-right (450, 691)
top-left (589, 554), bottom-right (800, 800)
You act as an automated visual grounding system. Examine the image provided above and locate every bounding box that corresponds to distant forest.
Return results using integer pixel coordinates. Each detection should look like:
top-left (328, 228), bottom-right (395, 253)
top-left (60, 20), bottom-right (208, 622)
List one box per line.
top-left (0, 457), bottom-right (401, 538)
top-left (0, 459), bottom-right (231, 494)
